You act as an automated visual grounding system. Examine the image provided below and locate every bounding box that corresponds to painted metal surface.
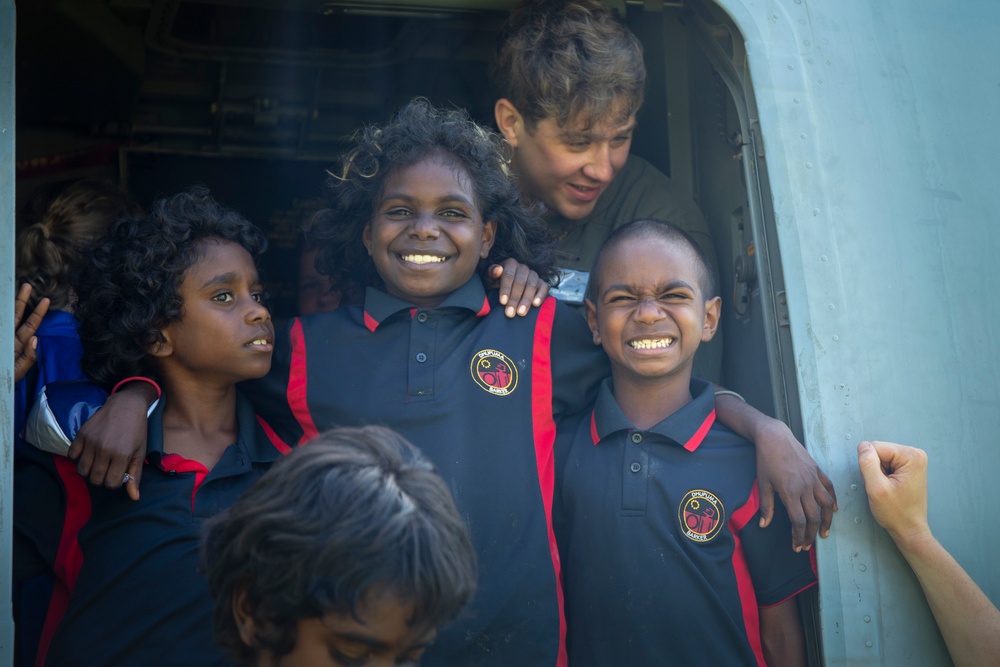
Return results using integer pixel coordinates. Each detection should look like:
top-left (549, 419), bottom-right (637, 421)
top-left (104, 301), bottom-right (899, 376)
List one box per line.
top-left (1, 0), bottom-right (16, 661)
top-left (715, 0), bottom-right (1000, 664)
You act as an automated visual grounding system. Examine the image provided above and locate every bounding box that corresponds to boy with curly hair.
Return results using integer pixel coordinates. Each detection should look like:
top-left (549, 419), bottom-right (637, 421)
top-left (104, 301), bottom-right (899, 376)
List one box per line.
top-left (14, 187), bottom-right (278, 666)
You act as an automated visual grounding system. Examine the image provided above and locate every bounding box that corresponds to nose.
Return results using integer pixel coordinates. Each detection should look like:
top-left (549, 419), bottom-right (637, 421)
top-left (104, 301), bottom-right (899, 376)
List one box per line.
top-left (408, 212), bottom-right (441, 240)
top-left (634, 297), bottom-right (666, 324)
top-left (246, 296), bottom-right (271, 323)
top-left (582, 144), bottom-right (613, 184)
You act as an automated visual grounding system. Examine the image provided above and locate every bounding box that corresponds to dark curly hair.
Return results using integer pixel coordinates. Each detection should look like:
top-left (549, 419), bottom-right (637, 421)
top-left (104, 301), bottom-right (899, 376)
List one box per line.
top-left (306, 98), bottom-right (558, 297)
top-left (74, 186), bottom-right (268, 389)
top-left (202, 425), bottom-right (477, 666)
top-left (491, 0), bottom-right (646, 129)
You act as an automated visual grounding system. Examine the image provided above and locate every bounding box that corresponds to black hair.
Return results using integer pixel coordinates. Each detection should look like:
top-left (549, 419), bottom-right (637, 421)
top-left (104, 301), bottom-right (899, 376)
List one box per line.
top-left (202, 425), bottom-right (477, 665)
top-left (586, 218), bottom-right (716, 302)
top-left (74, 186), bottom-right (268, 389)
top-left (306, 98), bottom-right (558, 295)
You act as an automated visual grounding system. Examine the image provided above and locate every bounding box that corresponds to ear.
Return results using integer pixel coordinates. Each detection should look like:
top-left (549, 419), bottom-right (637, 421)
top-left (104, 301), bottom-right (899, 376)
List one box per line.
top-left (148, 328), bottom-right (173, 358)
top-left (585, 298), bottom-right (602, 346)
top-left (362, 222), bottom-right (374, 257)
top-left (494, 98), bottom-right (525, 147)
top-left (232, 587), bottom-right (261, 650)
top-left (701, 296), bottom-right (722, 342)
top-left (479, 220), bottom-right (497, 258)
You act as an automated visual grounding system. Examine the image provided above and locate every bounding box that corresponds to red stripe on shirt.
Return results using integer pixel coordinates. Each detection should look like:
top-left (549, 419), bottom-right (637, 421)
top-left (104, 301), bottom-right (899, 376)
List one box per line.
top-left (530, 297), bottom-right (568, 667)
top-left (476, 296), bottom-right (490, 317)
top-left (363, 310), bottom-right (379, 332)
top-left (683, 408), bottom-right (716, 452)
top-left (730, 484), bottom-right (766, 666)
top-left (590, 410), bottom-right (599, 445)
top-left (287, 318), bottom-right (320, 445)
top-left (256, 415), bottom-right (293, 454)
top-left (36, 456), bottom-right (92, 667)
top-left (159, 453), bottom-right (210, 512)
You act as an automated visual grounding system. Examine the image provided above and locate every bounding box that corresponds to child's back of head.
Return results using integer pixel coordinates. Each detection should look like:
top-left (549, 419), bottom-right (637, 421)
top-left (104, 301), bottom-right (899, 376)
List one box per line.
top-left (74, 186), bottom-right (268, 390)
top-left (202, 425), bottom-right (477, 666)
top-left (15, 179), bottom-right (138, 311)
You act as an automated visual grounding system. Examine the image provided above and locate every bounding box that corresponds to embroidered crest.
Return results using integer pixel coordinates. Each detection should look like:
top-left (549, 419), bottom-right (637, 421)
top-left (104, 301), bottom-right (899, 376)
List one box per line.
top-left (678, 490), bottom-right (725, 543)
top-left (470, 349), bottom-right (518, 396)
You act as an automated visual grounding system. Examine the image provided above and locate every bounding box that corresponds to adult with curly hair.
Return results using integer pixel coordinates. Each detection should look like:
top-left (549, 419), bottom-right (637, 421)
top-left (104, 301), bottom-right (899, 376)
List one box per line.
top-left (15, 187), bottom-right (280, 667)
top-left (202, 425), bottom-right (476, 667)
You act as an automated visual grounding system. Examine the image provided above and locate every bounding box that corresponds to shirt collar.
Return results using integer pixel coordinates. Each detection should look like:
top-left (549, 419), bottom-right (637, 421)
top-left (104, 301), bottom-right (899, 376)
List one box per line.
top-left (590, 378), bottom-right (717, 452)
top-left (146, 390), bottom-right (280, 465)
top-left (362, 276), bottom-right (491, 332)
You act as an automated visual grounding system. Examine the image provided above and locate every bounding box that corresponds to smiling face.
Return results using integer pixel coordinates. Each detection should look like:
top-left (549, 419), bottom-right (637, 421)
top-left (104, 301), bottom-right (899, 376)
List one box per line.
top-left (251, 589), bottom-right (436, 667)
top-left (362, 155), bottom-right (497, 308)
top-left (496, 98), bottom-right (635, 221)
top-left (586, 235), bottom-right (720, 388)
top-left (155, 240), bottom-right (273, 387)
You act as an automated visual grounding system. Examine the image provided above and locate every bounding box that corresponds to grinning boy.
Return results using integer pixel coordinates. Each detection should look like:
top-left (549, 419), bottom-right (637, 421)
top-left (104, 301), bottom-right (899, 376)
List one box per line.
top-left (202, 425), bottom-right (477, 667)
top-left (555, 219), bottom-right (815, 666)
top-left (14, 188), bottom-right (279, 666)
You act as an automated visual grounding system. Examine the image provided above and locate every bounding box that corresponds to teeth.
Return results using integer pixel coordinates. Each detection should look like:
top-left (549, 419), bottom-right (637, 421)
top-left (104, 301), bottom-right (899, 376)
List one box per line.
top-left (249, 339), bottom-right (269, 346)
top-left (629, 338), bottom-right (674, 349)
top-left (402, 254), bottom-right (446, 264)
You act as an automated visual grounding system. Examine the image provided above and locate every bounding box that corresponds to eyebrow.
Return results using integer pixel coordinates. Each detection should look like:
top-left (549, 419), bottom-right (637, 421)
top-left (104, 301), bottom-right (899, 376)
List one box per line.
top-left (560, 121), bottom-right (637, 142)
top-left (601, 279), bottom-right (695, 297)
top-left (328, 630), bottom-right (432, 652)
top-left (200, 271), bottom-right (259, 290)
top-left (380, 192), bottom-right (476, 207)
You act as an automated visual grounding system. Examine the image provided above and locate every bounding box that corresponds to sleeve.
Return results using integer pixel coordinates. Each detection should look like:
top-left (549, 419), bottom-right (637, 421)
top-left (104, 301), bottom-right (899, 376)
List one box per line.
top-left (238, 318), bottom-right (305, 449)
top-left (548, 300), bottom-right (609, 420)
top-left (741, 497), bottom-right (818, 607)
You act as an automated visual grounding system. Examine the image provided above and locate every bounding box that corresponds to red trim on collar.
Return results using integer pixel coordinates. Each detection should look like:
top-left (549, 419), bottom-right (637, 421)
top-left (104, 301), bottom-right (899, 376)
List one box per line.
top-left (476, 295), bottom-right (491, 317)
top-left (590, 410), bottom-right (600, 445)
top-left (363, 310), bottom-right (379, 333)
top-left (159, 453), bottom-right (210, 512)
top-left (682, 407), bottom-right (716, 452)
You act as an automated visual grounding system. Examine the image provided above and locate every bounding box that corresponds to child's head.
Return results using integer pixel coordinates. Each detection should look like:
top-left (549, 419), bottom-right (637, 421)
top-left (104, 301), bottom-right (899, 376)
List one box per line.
top-left (307, 98), bottom-right (557, 307)
top-left (74, 186), bottom-right (270, 390)
top-left (296, 230), bottom-right (344, 315)
top-left (492, 0), bottom-right (645, 130)
top-left (15, 179), bottom-right (139, 311)
top-left (202, 425), bottom-right (477, 667)
top-left (585, 219), bottom-right (720, 384)
top-left (491, 0), bottom-right (646, 221)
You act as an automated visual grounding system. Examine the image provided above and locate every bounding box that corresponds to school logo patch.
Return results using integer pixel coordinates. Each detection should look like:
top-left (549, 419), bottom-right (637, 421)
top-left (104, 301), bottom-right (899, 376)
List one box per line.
top-left (470, 349), bottom-right (518, 396)
top-left (679, 490), bottom-right (725, 543)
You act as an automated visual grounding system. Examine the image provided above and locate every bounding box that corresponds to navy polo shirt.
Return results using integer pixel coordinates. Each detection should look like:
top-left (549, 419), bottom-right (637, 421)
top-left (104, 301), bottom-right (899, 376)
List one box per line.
top-left (244, 276), bottom-right (608, 667)
top-left (14, 392), bottom-right (282, 667)
top-left (555, 379), bottom-right (817, 667)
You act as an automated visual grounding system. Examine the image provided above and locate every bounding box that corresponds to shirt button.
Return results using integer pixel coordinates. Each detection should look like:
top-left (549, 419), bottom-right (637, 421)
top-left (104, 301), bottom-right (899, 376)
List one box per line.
top-left (630, 462), bottom-right (641, 473)
top-left (417, 312), bottom-right (428, 323)
top-left (416, 352), bottom-right (427, 363)
top-left (631, 432), bottom-right (643, 443)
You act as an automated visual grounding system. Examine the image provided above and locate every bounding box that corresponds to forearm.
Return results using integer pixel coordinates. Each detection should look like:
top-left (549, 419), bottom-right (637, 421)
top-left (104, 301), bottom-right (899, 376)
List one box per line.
top-left (713, 391), bottom-right (788, 443)
top-left (893, 530), bottom-right (1000, 667)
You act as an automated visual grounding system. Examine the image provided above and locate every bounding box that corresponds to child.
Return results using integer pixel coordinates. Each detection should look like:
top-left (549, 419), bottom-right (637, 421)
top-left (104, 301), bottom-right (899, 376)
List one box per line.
top-left (555, 219), bottom-right (815, 666)
top-left (202, 425), bottom-right (477, 667)
top-left (14, 187), bottom-right (278, 667)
